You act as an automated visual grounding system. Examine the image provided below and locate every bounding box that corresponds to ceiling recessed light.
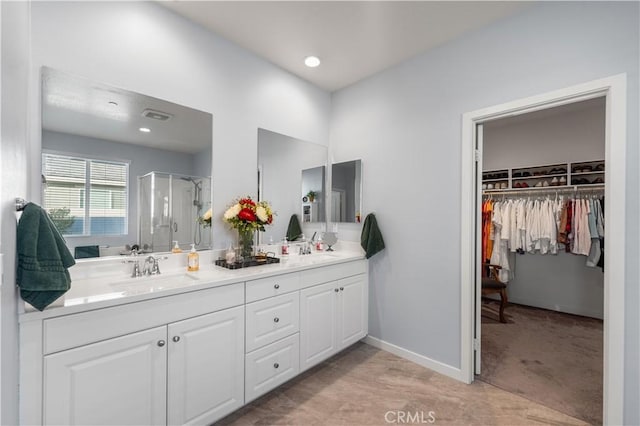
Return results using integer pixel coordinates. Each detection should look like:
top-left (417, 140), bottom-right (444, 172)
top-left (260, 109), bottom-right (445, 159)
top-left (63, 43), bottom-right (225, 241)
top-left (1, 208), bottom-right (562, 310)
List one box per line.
top-left (304, 56), bottom-right (321, 68)
top-left (139, 127), bottom-right (151, 133)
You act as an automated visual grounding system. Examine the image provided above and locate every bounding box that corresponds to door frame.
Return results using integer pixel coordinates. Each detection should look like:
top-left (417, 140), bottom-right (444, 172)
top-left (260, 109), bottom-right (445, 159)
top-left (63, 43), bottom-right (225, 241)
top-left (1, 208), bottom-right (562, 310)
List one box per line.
top-left (460, 74), bottom-right (626, 425)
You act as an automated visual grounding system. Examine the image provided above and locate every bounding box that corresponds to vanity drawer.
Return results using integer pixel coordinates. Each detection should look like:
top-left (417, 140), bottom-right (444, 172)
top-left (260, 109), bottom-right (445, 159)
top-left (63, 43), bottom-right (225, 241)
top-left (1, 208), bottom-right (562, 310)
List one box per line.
top-left (245, 333), bottom-right (299, 403)
top-left (300, 260), bottom-right (367, 289)
top-left (246, 272), bottom-right (300, 303)
top-left (43, 283), bottom-right (244, 354)
top-left (245, 292), bottom-right (299, 352)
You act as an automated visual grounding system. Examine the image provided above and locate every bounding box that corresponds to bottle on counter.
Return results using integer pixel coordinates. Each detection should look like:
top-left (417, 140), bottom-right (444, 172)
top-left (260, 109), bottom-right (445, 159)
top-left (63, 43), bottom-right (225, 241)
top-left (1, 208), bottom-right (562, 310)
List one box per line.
top-left (225, 244), bottom-right (236, 264)
top-left (281, 237), bottom-right (289, 255)
top-left (187, 243), bottom-right (199, 271)
top-left (172, 241), bottom-right (183, 253)
top-left (316, 235), bottom-right (323, 251)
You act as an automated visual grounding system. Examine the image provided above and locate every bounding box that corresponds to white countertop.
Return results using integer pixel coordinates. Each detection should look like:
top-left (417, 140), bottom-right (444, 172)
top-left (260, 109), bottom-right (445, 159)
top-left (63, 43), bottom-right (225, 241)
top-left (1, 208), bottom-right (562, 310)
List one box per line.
top-left (20, 244), bottom-right (365, 322)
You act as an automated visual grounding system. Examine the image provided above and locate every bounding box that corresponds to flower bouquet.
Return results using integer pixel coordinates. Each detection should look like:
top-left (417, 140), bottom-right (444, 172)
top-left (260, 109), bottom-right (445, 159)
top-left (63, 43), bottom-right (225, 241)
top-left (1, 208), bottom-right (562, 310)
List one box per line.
top-left (223, 197), bottom-right (274, 258)
top-left (198, 208), bottom-right (212, 227)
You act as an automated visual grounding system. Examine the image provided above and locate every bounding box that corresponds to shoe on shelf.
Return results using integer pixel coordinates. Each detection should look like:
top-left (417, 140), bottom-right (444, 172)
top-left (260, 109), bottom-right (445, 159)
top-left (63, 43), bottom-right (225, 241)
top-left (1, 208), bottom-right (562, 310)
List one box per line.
top-left (551, 177), bottom-right (559, 186)
top-left (559, 176), bottom-right (567, 185)
top-left (595, 164), bottom-right (605, 171)
top-left (593, 177), bottom-right (605, 184)
top-left (514, 182), bottom-right (521, 188)
top-left (500, 182), bottom-right (508, 189)
top-left (521, 182), bottom-right (529, 188)
top-left (534, 182), bottom-right (543, 187)
top-left (542, 180), bottom-right (550, 187)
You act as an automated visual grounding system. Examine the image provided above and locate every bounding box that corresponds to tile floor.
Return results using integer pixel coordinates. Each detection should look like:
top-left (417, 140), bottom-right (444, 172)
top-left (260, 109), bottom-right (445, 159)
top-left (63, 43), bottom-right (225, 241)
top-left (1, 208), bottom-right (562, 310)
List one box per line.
top-left (218, 342), bottom-right (587, 425)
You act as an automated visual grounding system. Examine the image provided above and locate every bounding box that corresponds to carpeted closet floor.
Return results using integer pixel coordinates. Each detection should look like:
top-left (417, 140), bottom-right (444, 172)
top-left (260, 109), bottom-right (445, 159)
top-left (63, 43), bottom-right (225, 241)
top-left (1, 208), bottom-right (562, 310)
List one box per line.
top-left (480, 300), bottom-right (603, 425)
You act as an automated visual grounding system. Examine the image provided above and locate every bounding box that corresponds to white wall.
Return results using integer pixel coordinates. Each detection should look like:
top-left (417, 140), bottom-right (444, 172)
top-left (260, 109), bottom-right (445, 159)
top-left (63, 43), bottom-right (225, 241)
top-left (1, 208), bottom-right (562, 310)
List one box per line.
top-left (29, 1), bottom-right (331, 251)
top-left (0, 2), bottom-right (30, 424)
top-left (483, 101), bottom-right (605, 319)
top-left (329, 3), bottom-right (639, 422)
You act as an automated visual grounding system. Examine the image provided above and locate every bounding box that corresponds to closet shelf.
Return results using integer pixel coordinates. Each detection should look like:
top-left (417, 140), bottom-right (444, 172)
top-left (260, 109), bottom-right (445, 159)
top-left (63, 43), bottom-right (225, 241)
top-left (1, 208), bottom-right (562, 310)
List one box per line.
top-left (482, 159), bottom-right (604, 192)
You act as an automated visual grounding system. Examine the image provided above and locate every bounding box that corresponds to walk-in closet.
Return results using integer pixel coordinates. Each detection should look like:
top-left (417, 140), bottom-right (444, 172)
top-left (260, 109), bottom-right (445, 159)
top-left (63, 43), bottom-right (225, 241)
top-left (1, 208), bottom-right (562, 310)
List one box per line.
top-left (478, 97), bottom-right (605, 425)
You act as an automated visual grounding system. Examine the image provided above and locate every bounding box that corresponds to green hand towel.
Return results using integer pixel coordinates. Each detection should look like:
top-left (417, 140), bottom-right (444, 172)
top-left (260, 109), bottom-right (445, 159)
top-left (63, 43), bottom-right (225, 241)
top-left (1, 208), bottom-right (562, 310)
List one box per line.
top-left (286, 214), bottom-right (303, 242)
top-left (361, 213), bottom-right (385, 259)
top-left (17, 203), bottom-right (75, 311)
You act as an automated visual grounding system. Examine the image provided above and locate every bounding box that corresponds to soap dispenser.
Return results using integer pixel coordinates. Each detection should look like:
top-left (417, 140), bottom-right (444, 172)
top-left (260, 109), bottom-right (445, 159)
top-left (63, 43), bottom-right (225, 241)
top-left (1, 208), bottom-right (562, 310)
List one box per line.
top-left (172, 241), bottom-right (182, 253)
top-left (187, 244), bottom-right (199, 271)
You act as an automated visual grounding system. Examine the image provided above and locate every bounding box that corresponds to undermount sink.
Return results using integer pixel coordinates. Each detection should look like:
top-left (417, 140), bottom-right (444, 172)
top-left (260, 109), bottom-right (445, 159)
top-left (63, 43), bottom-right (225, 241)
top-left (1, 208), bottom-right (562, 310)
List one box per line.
top-left (110, 272), bottom-right (199, 289)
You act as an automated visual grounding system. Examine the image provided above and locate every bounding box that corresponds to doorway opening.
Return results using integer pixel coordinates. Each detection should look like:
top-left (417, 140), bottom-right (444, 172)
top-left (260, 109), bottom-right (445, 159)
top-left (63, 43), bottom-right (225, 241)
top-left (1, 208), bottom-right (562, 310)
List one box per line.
top-left (460, 74), bottom-right (627, 425)
top-left (477, 97), bottom-right (605, 424)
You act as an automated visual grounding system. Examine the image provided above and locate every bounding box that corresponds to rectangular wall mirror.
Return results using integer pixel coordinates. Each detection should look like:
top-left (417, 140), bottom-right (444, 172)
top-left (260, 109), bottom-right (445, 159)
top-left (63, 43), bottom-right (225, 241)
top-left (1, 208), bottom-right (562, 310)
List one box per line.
top-left (331, 159), bottom-right (362, 223)
top-left (41, 67), bottom-right (213, 258)
top-left (257, 128), bottom-right (327, 242)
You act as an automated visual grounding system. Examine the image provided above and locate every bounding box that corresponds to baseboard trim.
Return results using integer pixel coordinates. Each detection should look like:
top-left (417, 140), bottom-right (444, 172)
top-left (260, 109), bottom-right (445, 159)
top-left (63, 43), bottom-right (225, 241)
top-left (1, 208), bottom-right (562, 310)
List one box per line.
top-left (363, 336), bottom-right (464, 382)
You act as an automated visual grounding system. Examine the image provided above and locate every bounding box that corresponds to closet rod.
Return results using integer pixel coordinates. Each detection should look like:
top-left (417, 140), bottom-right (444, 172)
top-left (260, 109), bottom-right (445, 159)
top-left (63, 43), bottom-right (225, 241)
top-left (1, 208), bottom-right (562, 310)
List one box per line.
top-left (483, 184), bottom-right (604, 197)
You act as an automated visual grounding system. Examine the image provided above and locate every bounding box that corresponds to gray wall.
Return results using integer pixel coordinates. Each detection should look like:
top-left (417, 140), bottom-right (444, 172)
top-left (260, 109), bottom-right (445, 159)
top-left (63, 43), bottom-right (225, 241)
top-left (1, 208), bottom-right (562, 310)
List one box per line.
top-left (483, 101), bottom-right (605, 319)
top-left (0, 2), bottom-right (30, 424)
top-left (43, 130), bottom-right (199, 252)
top-left (329, 2), bottom-right (639, 422)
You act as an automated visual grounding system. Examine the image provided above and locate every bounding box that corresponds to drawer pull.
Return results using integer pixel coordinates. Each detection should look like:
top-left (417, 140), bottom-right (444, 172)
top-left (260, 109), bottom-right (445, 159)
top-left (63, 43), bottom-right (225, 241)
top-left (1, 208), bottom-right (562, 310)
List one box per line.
top-left (273, 317), bottom-right (280, 323)
top-left (157, 340), bottom-right (166, 347)
top-left (274, 284), bottom-right (280, 289)
top-left (340, 287), bottom-right (344, 291)
top-left (334, 288), bottom-right (339, 293)
top-left (172, 336), bottom-right (180, 343)
top-left (273, 362), bottom-right (279, 369)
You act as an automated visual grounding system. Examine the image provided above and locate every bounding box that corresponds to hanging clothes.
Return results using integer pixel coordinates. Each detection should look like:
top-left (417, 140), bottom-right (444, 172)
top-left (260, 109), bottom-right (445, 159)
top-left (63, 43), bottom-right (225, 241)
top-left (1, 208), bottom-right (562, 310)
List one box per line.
top-left (482, 191), bottom-right (605, 272)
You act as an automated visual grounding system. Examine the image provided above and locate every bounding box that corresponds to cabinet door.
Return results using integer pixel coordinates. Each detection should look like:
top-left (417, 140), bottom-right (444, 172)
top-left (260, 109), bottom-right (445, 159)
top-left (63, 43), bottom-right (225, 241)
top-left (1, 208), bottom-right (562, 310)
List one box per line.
top-left (167, 305), bottom-right (244, 425)
top-left (299, 281), bottom-right (338, 371)
top-left (43, 327), bottom-right (167, 426)
top-left (337, 274), bottom-right (368, 350)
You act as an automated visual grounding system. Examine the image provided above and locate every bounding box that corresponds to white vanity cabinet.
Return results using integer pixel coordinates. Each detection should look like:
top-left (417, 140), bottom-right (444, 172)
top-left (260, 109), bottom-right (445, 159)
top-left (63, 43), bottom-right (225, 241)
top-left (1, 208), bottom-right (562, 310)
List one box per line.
top-left (20, 257), bottom-right (368, 425)
top-left (300, 272), bottom-right (368, 372)
top-left (22, 282), bottom-right (245, 426)
top-left (43, 306), bottom-right (245, 426)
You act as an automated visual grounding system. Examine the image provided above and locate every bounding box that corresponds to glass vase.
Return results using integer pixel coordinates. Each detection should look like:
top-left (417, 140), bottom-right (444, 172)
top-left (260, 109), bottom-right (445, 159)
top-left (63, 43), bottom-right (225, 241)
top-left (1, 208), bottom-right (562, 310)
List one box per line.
top-left (238, 229), bottom-right (254, 260)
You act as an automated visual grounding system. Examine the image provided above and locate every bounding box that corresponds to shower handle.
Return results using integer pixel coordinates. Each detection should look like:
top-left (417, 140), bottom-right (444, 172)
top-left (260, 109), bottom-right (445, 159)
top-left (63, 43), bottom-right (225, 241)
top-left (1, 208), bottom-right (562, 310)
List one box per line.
top-left (173, 222), bottom-right (178, 232)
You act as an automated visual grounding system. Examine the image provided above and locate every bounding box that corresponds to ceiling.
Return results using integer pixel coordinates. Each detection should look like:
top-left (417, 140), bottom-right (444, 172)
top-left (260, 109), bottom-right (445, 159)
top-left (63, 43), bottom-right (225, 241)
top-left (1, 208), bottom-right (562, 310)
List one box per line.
top-left (161, 1), bottom-right (532, 92)
top-left (42, 67), bottom-right (212, 154)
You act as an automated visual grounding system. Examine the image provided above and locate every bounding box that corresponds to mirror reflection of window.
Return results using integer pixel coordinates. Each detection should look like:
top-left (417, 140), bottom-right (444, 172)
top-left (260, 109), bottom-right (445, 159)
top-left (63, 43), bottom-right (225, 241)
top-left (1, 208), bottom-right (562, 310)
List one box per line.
top-left (42, 152), bottom-right (128, 236)
top-left (331, 160), bottom-right (362, 223)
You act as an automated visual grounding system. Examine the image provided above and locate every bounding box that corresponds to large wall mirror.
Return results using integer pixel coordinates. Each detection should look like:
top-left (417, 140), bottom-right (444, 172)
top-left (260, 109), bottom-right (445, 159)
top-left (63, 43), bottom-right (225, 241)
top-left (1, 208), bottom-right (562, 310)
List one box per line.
top-left (257, 129), bottom-right (327, 243)
top-left (331, 159), bottom-right (362, 223)
top-left (41, 67), bottom-right (213, 258)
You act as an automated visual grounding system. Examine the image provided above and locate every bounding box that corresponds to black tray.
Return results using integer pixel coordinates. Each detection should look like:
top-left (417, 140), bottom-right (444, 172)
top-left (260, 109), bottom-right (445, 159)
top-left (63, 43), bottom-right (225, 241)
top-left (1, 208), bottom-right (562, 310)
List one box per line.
top-left (215, 256), bottom-right (280, 270)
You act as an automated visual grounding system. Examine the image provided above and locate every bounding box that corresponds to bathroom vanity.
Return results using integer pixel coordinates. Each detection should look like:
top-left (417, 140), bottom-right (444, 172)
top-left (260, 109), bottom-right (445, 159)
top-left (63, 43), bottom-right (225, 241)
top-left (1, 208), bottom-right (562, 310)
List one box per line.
top-left (18, 250), bottom-right (368, 425)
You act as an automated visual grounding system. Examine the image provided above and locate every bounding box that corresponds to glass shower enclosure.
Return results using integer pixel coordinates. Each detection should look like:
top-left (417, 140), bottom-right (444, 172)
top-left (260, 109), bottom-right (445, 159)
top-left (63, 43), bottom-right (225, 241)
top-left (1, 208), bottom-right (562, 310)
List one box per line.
top-left (138, 172), bottom-right (212, 253)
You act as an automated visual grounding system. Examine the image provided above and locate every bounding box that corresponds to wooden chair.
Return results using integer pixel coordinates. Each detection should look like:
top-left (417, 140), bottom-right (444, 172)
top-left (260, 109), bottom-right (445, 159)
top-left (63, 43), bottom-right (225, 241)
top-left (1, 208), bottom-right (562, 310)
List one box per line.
top-left (482, 264), bottom-right (508, 323)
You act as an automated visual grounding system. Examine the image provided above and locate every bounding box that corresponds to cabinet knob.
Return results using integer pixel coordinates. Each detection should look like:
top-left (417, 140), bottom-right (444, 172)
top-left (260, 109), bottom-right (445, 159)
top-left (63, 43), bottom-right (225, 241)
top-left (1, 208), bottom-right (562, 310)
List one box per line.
top-left (157, 340), bottom-right (166, 347)
top-left (334, 288), bottom-right (339, 293)
top-left (274, 284), bottom-right (280, 289)
top-left (172, 336), bottom-right (180, 343)
top-left (273, 317), bottom-right (280, 323)
top-left (274, 363), bottom-right (279, 369)
top-left (340, 287), bottom-right (344, 291)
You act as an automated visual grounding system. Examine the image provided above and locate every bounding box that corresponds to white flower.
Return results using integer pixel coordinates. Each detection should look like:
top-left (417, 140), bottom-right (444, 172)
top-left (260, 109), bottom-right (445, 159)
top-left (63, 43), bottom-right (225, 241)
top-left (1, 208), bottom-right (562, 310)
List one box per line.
top-left (256, 206), bottom-right (268, 222)
top-left (223, 204), bottom-right (241, 220)
top-left (202, 208), bottom-right (212, 221)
